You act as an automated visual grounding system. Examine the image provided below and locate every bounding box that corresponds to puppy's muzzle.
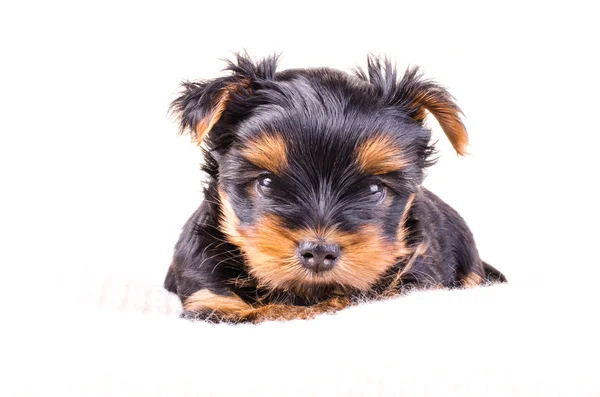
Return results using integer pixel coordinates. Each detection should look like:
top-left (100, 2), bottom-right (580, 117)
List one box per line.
top-left (297, 241), bottom-right (340, 273)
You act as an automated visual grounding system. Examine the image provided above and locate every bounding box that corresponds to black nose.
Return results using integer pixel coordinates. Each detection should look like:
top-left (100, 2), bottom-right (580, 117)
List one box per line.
top-left (297, 241), bottom-right (340, 273)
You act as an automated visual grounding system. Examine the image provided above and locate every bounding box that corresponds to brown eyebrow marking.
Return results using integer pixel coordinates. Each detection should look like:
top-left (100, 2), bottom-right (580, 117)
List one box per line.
top-left (241, 133), bottom-right (288, 175)
top-left (355, 135), bottom-right (409, 175)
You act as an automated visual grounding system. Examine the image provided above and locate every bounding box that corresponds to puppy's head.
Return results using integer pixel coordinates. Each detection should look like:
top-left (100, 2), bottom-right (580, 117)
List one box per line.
top-left (172, 54), bottom-right (467, 297)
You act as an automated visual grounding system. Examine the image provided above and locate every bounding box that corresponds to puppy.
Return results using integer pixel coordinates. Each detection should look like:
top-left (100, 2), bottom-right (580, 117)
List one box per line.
top-left (164, 54), bottom-right (506, 323)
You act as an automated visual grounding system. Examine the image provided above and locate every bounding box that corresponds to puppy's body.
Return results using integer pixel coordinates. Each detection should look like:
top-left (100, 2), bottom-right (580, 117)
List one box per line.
top-left (164, 55), bottom-right (506, 323)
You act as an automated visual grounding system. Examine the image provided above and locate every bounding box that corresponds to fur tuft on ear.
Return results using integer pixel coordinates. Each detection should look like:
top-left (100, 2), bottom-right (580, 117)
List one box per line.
top-left (357, 56), bottom-right (469, 155)
top-left (170, 53), bottom-right (279, 145)
top-left (396, 67), bottom-right (469, 155)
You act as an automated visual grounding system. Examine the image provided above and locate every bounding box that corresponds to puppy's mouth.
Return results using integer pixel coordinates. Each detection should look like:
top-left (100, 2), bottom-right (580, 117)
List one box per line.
top-left (218, 191), bottom-right (407, 297)
top-left (222, 216), bottom-right (400, 297)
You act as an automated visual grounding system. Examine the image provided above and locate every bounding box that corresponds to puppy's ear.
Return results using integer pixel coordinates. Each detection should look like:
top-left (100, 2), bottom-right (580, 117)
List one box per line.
top-left (397, 67), bottom-right (468, 155)
top-left (361, 56), bottom-right (469, 155)
top-left (171, 53), bottom-right (279, 145)
top-left (170, 76), bottom-right (250, 146)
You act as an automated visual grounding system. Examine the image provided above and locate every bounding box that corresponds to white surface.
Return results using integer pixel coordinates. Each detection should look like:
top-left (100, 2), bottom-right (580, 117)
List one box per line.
top-left (3, 274), bottom-right (600, 396)
top-left (1, 0), bottom-right (599, 395)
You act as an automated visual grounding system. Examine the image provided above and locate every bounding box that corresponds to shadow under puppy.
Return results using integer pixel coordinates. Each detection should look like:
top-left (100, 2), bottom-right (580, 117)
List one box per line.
top-left (164, 54), bottom-right (506, 323)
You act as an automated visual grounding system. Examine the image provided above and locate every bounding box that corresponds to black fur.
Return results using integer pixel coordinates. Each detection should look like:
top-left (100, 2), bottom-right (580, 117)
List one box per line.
top-left (165, 54), bottom-right (506, 322)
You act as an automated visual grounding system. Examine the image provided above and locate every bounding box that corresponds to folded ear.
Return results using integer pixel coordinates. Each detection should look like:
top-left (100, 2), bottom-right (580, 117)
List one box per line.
top-left (170, 77), bottom-right (250, 146)
top-left (397, 67), bottom-right (468, 155)
top-left (361, 56), bottom-right (469, 155)
top-left (170, 53), bottom-right (279, 146)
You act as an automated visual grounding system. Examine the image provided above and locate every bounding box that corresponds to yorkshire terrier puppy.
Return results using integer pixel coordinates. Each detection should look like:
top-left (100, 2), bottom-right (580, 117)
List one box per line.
top-left (164, 54), bottom-right (506, 323)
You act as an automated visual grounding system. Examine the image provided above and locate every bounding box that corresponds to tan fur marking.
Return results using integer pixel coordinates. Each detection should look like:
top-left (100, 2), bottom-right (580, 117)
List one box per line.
top-left (219, 189), bottom-right (419, 297)
top-left (395, 193), bottom-right (416, 258)
top-left (218, 188), bottom-right (419, 301)
top-left (402, 242), bottom-right (429, 274)
top-left (241, 134), bottom-right (288, 175)
top-left (381, 240), bottom-right (433, 296)
top-left (462, 272), bottom-right (484, 287)
top-left (184, 289), bottom-right (252, 316)
top-left (218, 190), bottom-right (244, 247)
top-left (355, 135), bottom-right (409, 175)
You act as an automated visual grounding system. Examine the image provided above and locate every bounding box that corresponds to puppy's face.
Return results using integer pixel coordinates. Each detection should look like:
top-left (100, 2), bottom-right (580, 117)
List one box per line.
top-left (173, 56), bottom-right (467, 297)
top-left (219, 125), bottom-right (418, 295)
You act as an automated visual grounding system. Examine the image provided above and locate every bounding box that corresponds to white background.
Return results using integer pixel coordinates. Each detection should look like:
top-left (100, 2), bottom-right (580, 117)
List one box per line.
top-left (1, 0), bottom-right (599, 293)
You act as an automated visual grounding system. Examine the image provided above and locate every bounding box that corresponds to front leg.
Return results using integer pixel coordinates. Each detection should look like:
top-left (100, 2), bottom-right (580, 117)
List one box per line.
top-left (182, 289), bottom-right (350, 324)
top-left (181, 289), bottom-right (254, 323)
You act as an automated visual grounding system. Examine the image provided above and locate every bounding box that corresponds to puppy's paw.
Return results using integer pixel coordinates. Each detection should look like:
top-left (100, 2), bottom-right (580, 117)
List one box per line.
top-left (181, 290), bottom-right (350, 324)
top-left (245, 305), bottom-right (319, 323)
top-left (182, 289), bottom-right (252, 324)
top-left (180, 309), bottom-right (243, 324)
top-left (246, 297), bottom-right (350, 323)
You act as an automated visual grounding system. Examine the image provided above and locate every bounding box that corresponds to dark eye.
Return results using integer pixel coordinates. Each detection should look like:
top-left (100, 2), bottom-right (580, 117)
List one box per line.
top-left (368, 183), bottom-right (386, 204)
top-left (256, 175), bottom-right (273, 196)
